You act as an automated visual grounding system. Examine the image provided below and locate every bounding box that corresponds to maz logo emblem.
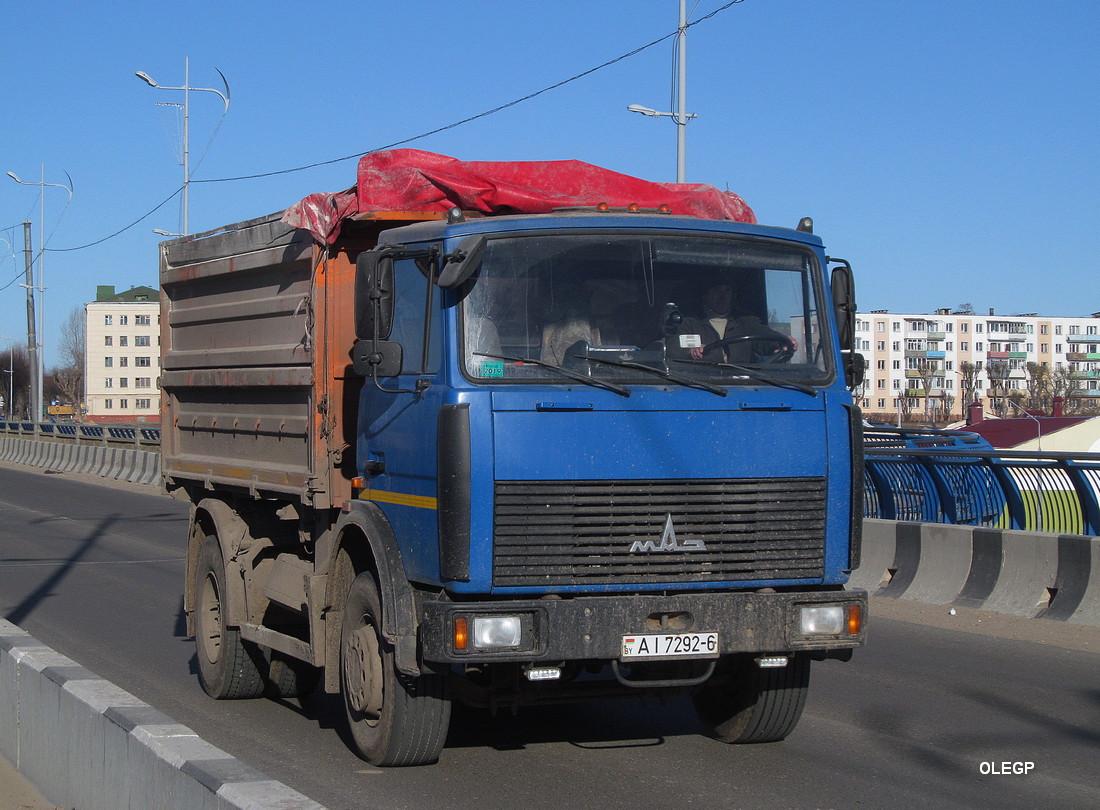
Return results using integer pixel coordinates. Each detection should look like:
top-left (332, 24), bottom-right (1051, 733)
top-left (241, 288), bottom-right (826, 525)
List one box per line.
top-left (629, 514), bottom-right (707, 553)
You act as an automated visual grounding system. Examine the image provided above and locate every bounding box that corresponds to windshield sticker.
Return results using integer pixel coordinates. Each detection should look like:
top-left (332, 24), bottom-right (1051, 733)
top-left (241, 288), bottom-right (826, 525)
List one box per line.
top-left (479, 361), bottom-right (505, 378)
top-left (679, 334), bottom-right (702, 349)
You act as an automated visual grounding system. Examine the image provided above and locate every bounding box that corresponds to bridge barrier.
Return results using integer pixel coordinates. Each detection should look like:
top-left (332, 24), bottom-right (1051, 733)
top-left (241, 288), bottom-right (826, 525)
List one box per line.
top-left (864, 429), bottom-right (1100, 536)
top-left (853, 519), bottom-right (1100, 626)
top-left (0, 434), bottom-right (160, 488)
top-left (0, 619), bottom-right (324, 810)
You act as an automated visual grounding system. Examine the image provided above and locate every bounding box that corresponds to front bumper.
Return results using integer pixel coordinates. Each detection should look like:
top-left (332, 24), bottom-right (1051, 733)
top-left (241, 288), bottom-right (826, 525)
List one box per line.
top-left (420, 588), bottom-right (867, 664)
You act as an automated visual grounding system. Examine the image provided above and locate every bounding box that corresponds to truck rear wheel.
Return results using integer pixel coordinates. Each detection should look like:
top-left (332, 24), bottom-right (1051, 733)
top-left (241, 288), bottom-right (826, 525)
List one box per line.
top-left (693, 653), bottom-right (810, 743)
top-left (194, 536), bottom-right (266, 699)
top-left (340, 571), bottom-right (451, 766)
top-left (265, 651), bottom-right (322, 699)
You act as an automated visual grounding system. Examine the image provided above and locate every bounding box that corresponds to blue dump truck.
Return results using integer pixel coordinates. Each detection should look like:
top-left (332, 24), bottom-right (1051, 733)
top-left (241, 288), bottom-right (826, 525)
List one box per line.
top-left (160, 150), bottom-right (867, 765)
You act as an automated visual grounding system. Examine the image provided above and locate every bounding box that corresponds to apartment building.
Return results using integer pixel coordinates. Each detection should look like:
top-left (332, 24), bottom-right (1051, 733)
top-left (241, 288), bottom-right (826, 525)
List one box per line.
top-left (853, 307), bottom-right (1100, 422)
top-left (84, 285), bottom-right (160, 423)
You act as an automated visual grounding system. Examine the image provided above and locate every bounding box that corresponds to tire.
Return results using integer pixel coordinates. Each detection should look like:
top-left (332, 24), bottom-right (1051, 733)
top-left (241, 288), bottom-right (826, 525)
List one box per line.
top-left (194, 535), bottom-right (266, 700)
top-left (340, 571), bottom-right (451, 766)
top-left (265, 651), bottom-right (322, 699)
top-left (693, 653), bottom-right (810, 744)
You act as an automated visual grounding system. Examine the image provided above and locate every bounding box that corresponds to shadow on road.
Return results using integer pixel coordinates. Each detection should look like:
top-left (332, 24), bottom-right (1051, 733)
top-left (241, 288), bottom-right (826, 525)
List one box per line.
top-left (4, 513), bottom-right (122, 627)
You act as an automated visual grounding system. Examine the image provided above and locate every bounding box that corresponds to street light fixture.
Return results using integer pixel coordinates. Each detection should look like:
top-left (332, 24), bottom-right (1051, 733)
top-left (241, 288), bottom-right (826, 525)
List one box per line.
top-left (627, 0), bottom-right (697, 182)
top-left (135, 57), bottom-right (230, 235)
top-left (6, 167), bottom-right (73, 422)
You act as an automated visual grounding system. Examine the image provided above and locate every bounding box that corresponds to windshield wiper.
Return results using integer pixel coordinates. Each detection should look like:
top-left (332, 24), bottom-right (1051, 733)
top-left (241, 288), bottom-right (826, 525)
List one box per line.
top-left (580, 356), bottom-right (727, 396)
top-left (474, 352), bottom-right (630, 397)
top-left (672, 358), bottom-right (818, 396)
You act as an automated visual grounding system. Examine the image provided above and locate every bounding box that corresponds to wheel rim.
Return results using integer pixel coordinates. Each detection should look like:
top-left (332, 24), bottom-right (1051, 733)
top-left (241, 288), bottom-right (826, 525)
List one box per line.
top-left (198, 570), bottom-right (223, 667)
top-left (344, 615), bottom-right (384, 723)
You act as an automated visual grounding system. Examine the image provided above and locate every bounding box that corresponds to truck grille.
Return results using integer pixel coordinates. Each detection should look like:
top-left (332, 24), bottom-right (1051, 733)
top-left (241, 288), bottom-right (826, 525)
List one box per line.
top-left (493, 478), bottom-right (827, 587)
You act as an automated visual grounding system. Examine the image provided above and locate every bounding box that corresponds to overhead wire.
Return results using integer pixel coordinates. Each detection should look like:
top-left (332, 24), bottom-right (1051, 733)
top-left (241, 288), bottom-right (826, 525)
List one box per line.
top-left (49, 0), bottom-right (746, 252)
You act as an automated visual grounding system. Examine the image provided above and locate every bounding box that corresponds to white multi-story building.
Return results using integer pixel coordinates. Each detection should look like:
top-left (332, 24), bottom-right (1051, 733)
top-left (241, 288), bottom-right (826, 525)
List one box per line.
top-left (84, 285), bottom-right (160, 422)
top-left (853, 307), bottom-right (1100, 422)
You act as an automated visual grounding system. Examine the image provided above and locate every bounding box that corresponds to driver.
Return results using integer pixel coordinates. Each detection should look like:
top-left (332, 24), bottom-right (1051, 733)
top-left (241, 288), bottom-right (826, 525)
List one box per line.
top-left (674, 282), bottom-right (792, 363)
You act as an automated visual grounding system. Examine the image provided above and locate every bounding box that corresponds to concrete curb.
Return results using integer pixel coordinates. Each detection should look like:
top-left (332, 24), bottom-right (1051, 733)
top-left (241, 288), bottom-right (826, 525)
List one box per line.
top-left (0, 435), bottom-right (160, 487)
top-left (852, 519), bottom-right (1100, 626)
top-left (0, 619), bottom-right (325, 810)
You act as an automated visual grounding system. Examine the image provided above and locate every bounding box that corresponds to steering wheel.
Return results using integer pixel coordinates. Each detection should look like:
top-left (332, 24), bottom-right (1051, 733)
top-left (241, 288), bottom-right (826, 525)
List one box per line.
top-left (701, 332), bottom-right (796, 364)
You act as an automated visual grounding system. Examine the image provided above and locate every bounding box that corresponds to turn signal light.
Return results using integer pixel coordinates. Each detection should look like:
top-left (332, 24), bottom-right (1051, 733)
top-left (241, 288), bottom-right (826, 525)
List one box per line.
top-left (454, 617), bottom-right (468, 650)
top-left (848, 604), bottom-right (863, 635)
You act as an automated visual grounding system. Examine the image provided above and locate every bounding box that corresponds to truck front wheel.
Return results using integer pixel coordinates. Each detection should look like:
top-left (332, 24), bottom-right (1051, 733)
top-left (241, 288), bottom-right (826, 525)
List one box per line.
top-left (340, 571), bottom-right (451, 765)
top-left (693, 653), bottom-right (810, 743)
top-left (194, 536), bottom-right (266, 699)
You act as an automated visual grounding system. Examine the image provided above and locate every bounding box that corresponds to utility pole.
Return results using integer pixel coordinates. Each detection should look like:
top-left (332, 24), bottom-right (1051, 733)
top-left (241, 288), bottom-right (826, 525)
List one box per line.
top-left (675, 0), bottom-right (688, 183)
top-left (21, 221), bottom-right (39, 422)
top-left (627, 0), bottom-right (697, 182)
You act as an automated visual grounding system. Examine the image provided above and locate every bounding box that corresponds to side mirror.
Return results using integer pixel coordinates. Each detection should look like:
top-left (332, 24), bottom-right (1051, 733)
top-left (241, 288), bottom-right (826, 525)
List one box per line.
top-left (842, 350), bottom-right (866, 389)
top-left (830, 260), bottom-right (862, 388)
top-left (351, 339), bottom-right (403, 378)
top-left (437, 235), bottom-right (486, 289)
top-left (355, 249), bottom-right (395, 339)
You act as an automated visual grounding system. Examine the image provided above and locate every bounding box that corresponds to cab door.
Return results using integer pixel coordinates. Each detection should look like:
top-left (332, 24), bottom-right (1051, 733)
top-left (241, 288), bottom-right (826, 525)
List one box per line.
top-left (358, 254), bottom-right (447, 584)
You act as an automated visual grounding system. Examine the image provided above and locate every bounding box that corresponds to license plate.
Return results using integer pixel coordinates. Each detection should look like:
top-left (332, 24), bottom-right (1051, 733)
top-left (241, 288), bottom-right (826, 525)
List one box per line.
top-left (621, 632), bottom-right (719, 660)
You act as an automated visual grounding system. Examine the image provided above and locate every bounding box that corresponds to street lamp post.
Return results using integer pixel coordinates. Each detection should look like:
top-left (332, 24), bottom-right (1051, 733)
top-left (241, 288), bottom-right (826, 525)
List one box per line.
top-left (1006, 398), bottom-right (1043, 452)
top-left (627, 0), bottom-right (696, 182)
top-left (5, 167), bottom-right (73, 421)
top-left (136, 57), bottom-right (230, 235)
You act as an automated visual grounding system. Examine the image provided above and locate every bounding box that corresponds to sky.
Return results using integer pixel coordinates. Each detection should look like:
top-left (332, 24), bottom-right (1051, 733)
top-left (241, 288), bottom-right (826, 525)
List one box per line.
top-left (1, 0), bottom-right (1098, 368)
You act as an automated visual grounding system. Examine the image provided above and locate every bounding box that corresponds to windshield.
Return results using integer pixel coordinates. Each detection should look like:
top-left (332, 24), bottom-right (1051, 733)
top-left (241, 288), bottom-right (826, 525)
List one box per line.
top-left (460, 232), bottom-right (832, 388)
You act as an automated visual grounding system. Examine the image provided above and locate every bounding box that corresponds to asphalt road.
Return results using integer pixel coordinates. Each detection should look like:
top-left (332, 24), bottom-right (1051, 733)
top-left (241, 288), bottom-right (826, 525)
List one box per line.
top-left (1, 464), bottom-right (1098, 809)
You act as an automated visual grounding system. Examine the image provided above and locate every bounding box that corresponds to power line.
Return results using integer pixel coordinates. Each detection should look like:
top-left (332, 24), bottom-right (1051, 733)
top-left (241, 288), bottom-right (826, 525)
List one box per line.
top-left (48, 187), bottom-right (181, 252)
top-left (194, 0), bottom-right (745, 185)
top-left (50, 0), bottom-right (746, 252)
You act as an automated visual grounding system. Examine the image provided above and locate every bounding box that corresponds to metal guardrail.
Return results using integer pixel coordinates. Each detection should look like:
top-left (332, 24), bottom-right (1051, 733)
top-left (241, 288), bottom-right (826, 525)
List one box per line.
top-left (864, 428), bottom-right (1100, 536)
top-left (0, 420), bottom-right (161, 449)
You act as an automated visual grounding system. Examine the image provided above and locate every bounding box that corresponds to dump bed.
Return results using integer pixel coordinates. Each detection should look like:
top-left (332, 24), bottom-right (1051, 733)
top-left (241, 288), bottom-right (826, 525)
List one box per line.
top-left (159, 211), bottom-right (423, 508)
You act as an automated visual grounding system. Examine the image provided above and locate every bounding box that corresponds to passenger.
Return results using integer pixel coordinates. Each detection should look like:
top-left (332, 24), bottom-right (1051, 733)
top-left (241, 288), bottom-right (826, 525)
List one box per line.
top-left (541, 289), bottom-right (602, 366)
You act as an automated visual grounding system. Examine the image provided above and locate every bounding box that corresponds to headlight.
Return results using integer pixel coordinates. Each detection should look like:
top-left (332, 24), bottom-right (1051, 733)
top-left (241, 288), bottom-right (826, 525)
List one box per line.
top-left (472, 616), bottom-right (523, 649)
top-left (800, 605), bottom-right (845, 636)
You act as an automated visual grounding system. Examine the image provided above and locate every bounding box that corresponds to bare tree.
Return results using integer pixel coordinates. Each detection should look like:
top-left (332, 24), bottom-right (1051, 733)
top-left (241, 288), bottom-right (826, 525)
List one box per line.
top-left (1024, 362), bottom-right (1052, 414)
top-left (958, 361), bottom-right (981, 406)
top-left (915, 357), bottom-right (940, 426)
top-left (986, 360), bottom-right (1011, 416)
top-left (52, 306), bottom-right (86, 418)
top-left (940, 393), bottom-right (956, 422)
top-left (1052, 363), bottom-right (1086, 415)
top-left (1, 345), bottom-right (31, 420)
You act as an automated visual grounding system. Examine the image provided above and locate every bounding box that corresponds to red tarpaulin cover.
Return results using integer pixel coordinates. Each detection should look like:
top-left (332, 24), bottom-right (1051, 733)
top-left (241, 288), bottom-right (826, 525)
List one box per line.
top-left (283, 148), bottom-right (756, 244)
